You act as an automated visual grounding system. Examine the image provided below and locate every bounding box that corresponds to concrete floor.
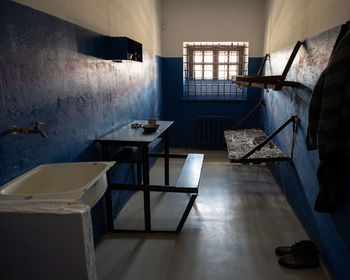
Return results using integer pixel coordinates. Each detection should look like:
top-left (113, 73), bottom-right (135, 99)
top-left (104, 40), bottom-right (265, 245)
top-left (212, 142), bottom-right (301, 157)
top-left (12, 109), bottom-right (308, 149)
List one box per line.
top-left (95, 149), bottom-right (331, 280)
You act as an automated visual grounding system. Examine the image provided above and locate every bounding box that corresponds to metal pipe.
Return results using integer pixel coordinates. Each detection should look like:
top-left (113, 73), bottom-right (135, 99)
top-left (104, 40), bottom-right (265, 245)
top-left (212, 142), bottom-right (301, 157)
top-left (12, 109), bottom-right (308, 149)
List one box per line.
top-left (257, 54), bottom-right (269, 76)
top-left (232, 99), bottom-right (265, 130)
top-left (289, 117), bottom-right (299, 159)
top-left (10, 121), bottom-right (46, 138)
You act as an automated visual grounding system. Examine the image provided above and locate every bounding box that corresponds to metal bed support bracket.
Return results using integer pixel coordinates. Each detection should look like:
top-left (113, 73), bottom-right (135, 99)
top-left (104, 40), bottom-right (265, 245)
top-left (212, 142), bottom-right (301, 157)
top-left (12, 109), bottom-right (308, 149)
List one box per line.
top-left (232, 41), bottom-right (302, 90)
top-left (239, 115), bottom-right (298, 161)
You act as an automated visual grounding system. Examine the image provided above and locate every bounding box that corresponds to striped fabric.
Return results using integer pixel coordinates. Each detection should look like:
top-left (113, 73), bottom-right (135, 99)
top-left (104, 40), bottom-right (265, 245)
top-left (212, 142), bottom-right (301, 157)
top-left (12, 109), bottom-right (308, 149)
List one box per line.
top-left (307, 22), bottom-right (350, 212)
top-left (307, 27), bottom-right (350, 159)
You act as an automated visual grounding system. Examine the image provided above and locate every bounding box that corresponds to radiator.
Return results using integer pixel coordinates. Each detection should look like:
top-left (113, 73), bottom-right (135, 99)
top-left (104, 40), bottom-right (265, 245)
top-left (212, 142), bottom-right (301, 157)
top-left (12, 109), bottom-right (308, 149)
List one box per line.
top-left (196, 115), bottom-right (234, 147)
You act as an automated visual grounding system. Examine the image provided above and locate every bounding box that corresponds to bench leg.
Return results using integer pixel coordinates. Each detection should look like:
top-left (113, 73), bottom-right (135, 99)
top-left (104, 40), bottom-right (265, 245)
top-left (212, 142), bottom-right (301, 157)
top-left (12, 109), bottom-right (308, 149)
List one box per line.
top-left (137, 162), bottom-right (142, 184)
top-left (176, 194), bottom-right (197, 233)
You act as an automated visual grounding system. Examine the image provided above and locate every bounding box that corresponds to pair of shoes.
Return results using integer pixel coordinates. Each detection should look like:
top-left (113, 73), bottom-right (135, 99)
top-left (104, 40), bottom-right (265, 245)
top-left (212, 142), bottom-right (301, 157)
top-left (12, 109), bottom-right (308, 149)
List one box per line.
top-left (275, 240), bottom-right (316, 256)
top-left (275, 240), bottom-right (320, 269)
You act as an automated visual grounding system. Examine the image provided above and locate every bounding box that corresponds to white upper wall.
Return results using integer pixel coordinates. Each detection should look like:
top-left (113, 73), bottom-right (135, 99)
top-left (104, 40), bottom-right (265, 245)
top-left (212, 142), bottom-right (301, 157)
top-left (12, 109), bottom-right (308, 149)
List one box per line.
top-left (264, 0), bottom-right (350, 53)
top-left (161, 0), bottom-right (266, 57)
top-left (15, 0), bottom-right (347, 57)
top-left (14, 0), bottom-right (162, 55)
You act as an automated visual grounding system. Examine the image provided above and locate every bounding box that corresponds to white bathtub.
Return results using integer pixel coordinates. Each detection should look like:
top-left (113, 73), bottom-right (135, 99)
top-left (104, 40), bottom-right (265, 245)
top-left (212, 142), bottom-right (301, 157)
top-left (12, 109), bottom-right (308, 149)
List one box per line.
top-left (0, 161), bottom-right (115, 207)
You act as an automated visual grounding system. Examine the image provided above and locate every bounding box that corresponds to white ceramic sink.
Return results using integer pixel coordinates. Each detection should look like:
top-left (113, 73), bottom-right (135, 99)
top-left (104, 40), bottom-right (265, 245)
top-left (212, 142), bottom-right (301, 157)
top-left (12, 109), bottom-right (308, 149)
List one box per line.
top-left (0, 161), bottom-right (115, 207)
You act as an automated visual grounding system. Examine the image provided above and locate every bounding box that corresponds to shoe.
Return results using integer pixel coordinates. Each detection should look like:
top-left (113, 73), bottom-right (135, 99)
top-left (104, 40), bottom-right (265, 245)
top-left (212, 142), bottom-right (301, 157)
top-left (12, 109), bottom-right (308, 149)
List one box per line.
top-left (275, 240), bottom-right (317, 256)
top-left (279, 253), bottom-right (320, 269)
top-left (278, 240), bottom-right (320, 269)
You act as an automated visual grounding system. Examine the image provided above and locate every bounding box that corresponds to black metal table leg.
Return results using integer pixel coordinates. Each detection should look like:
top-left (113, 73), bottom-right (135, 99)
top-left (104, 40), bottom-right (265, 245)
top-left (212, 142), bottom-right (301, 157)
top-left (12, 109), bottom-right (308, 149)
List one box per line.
top-left (164, 130), bottom-right (170, 185)
top-left (101, 144), bottom-right (114, 232)
top-left (142, 145), bottom-right (151, 232)
top-left (137, 162), bottom-right (142, 184)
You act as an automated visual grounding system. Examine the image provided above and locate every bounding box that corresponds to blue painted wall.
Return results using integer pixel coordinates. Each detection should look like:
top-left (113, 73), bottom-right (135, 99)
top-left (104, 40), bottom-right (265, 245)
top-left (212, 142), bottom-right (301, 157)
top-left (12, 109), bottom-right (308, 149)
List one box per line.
top-left (263, 26), bottom-right (350, 279)
top-left (161, 57), bottom-right (264, 148)
top-left (0, 1), bottom-right (162, 244)
top-left (2, 3), bottom-right (349, 279)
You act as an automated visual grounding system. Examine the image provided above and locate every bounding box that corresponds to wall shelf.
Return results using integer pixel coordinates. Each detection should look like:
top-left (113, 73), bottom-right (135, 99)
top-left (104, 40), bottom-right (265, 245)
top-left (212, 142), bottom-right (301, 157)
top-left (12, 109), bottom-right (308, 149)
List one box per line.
top-left (105, 36), bottom-right (143, 62)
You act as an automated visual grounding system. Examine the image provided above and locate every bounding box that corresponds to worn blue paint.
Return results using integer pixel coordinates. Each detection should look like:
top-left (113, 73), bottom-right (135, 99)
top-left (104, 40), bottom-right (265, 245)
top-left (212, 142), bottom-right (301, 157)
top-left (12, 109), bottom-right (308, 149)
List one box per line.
top-left (2, 2), bottom-right (349, 278)
top-left (264, 26), bottom-right (350, 279)
top-left (0, 1), bottom-right (162, 245)
top-left (161, 57), bottom-right (264, 147)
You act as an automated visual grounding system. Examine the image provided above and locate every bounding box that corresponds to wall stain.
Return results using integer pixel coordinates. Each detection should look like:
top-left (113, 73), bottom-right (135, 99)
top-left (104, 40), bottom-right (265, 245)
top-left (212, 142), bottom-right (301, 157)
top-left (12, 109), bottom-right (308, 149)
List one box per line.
top-left (0, 0), bottom-right (162, 244)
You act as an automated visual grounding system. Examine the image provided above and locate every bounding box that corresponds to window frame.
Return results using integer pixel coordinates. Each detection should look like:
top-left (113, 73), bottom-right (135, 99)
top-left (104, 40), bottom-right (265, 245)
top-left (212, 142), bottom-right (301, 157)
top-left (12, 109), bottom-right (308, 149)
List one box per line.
top-left (187, 46), bottom-right (246, 80)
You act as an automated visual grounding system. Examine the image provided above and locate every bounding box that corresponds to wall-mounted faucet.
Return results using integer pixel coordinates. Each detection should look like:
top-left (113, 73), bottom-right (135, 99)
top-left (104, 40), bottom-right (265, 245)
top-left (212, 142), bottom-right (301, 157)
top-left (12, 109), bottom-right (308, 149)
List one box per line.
top-left (10, 121), bottom-right (46, 138)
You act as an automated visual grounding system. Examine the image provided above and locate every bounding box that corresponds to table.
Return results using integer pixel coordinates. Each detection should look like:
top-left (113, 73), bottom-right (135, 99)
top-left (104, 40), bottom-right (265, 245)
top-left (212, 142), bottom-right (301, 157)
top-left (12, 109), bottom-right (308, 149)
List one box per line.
top-left (96, 120), bottom-right (174, 232)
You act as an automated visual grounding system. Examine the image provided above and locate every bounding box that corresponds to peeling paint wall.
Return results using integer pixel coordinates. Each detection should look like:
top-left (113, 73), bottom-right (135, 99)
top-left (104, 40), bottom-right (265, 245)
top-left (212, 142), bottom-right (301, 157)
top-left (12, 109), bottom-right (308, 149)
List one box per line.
top-left (263, 24), bottom-right (350, 280)
top-left (263, 2), bottom-right (350, 278)
top-left (0, 0), bottom-right (162, 243)
top-left (161, 57), bottom-right (263, 148)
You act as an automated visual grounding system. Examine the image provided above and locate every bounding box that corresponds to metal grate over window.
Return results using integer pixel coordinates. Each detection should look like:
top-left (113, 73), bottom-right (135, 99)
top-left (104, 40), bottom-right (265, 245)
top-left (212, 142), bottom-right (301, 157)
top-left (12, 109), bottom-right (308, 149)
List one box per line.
top-left (183, 42), bottom-right (249, 100)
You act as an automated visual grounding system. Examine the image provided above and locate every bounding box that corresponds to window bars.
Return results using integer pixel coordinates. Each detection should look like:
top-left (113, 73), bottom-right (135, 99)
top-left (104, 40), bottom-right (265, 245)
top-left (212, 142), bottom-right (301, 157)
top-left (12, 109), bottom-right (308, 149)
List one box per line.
top-left (183, 42), bottom-right (249, 100)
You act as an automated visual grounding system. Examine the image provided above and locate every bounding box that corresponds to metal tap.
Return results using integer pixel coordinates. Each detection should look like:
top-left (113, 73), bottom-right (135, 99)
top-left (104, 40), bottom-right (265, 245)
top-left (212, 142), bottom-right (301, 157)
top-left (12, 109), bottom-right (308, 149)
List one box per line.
top-left (10, 121), bottom-right (46, 138)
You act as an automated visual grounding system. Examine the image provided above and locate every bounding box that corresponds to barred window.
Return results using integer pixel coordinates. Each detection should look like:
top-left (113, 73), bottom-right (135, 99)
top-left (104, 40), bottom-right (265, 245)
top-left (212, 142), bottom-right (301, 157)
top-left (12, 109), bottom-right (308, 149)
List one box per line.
top-left (183, 42), bottom-right (249, 100)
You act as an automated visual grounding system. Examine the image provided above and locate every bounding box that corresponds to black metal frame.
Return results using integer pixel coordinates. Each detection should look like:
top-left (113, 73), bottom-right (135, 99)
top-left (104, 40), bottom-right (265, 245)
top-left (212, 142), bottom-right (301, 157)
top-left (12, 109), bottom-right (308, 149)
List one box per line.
top-left (226, 115), bottom-right (299, 164)
top-left (98, 121), bottom-right (201, 233)
top-left (109, 182), bottom-right (198, 233)
top-left (232, 41), bottom-right (302, 90)
top-left (183, 42), bottom-right (249, 99)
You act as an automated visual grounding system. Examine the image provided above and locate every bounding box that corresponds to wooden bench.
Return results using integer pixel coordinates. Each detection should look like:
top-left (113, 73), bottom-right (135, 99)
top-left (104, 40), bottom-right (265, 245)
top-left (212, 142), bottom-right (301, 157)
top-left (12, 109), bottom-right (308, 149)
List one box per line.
top-left (174, 153), bottom-right (204, 232)
top-left (110, 153), bottom-right (204, 232)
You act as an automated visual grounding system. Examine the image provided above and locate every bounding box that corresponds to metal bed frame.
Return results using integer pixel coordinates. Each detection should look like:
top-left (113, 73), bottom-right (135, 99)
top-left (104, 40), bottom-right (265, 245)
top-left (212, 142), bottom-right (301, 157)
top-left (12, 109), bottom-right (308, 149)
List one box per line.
top-left (231, 41), bottom-right (302, 91)
top-left (224, 100), bottom-right (298, 164)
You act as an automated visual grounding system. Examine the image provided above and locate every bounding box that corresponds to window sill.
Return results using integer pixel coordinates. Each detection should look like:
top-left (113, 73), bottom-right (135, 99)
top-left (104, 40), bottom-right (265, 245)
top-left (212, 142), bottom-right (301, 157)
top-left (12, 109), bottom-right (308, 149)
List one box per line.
top-left (180, 97), bottom-right (252, 102)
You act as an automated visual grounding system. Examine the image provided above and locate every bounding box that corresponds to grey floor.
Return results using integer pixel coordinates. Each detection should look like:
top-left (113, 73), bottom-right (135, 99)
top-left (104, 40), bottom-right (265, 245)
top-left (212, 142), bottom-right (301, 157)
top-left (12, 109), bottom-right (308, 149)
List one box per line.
top-left (95, 149), bottom-right (331, 280)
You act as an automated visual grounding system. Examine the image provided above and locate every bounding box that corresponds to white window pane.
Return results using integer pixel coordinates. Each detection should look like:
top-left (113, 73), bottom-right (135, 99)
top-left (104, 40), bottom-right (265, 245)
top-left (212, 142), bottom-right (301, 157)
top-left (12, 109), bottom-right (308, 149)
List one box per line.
top-left (218, 72), bottom-right (227, 79)
top-left (194, 51), bottom-right (202, 63)
top-left (229, 51), bottom-right (238, 63)
top-left (195, 71), bottom-right (202, 79)
top-left (204, 72), bottom-right (213, 79)
top-left (204, 65), bottom-right (213, 79)
top-left (219, 51), bottom-right (228, 63)
top-left (194, 56), bottom-right (202, 63)
top-left (229, 65), bottom-right (238, 76)
top-left (194, 64), bottom-right (202, 79)
top-left (219, 65), bottom-right (227, 79)
top-left (204, 51), bottom-right (213, 63)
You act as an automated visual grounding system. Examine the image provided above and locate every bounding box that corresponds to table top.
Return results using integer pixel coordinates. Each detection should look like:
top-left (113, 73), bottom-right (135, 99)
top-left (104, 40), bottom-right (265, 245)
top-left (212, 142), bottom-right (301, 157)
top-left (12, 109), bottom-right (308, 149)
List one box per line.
top-left (96, 120), bottom-right (174, 145)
